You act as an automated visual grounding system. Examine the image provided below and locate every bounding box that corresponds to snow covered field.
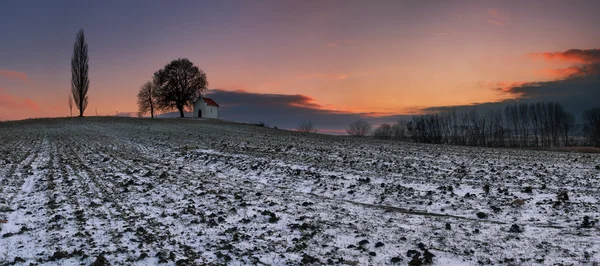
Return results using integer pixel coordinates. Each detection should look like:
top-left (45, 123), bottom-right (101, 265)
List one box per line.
top-left (0, 117), bottom-right (599, 265)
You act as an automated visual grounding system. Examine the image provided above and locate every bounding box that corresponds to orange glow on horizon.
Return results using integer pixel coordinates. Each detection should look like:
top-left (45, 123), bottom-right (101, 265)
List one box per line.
top-left (2, 3), bottom-right (600, 123)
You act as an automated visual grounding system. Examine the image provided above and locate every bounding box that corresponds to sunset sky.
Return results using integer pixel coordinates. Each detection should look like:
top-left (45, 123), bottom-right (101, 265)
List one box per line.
top-left (1, 0), bottom-right (599, 131)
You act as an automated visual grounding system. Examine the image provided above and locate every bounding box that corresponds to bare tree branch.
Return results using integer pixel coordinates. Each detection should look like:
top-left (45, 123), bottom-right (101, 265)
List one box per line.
top-left (68, 94), bottom-right (73, 117)
top-left (297, 121), bottom-right (317, 133)
top-left (137, 80), bottom-right (158, 118)
top-left (153, 58), bottom-right (208, 117)
top-left (347, 120), bottom-right (371, 137)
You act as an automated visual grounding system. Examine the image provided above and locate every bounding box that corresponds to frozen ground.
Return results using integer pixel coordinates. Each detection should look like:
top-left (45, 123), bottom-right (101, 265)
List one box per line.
top-left (0, 117), bottom-right (599, 265)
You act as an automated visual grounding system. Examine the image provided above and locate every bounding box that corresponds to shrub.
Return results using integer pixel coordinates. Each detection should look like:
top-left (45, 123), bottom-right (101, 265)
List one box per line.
top-left (347, 120), bottom-right (371, 137)
top-left (373, 124), bottom-right (393, 140)
top-left (297, 121), bottom-right (317, 133)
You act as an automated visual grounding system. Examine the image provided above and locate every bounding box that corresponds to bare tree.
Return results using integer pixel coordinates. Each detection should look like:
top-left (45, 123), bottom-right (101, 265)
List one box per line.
top-left (347, 120), bottom-right (371, 137)
top-left (297, 121), bottom-right (317, 133)
top-left (518, 103), bottom-right (530, 146)
top-left (392, 120), bottom-right (408, 140)
top-left (68, 94), bottom-right (73, 117)
top-left (529, 103), bottom-right (541, 147)
top-left (373, 124), bottom-right (393, 140)
top-left (407, 101), bottom-right (577, 148)
top-left (71, 29), bottom-right (89, 117)
top-left (154, 58), bottom-right (208, 117)
top-left (559, 112), bottom-right (575, 146)
top-left (137, 80), bottom-right (157, 118)
top-left (583, 108), bottom-right (600, 147)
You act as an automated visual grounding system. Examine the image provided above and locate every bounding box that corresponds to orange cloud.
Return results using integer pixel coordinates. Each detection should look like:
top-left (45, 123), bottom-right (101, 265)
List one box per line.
top-left (487, 20), bottom-right (504, 26)
top-left (325, 40), bottom-right (356, 48)
top-left (287, 94), bottom-right (325, 109)
top-left (359, 111), bottom-right (398, 117)
top-left (539, 66), bottom-right (584, 79)
top-left (0, 90), bottom-right (41, 112)
top-left (495, 81), bottom-right (528, 92)
top-left (495, 48), bottom-right (600, 100)
top-left (23, 99), bottom-right (41, 112)
top-left (487, 8), bottom-right (508, 26)
top-left (529, 49), bottom-right (600, 64)
top-left (297, 73), bottom-right (350, 81)
top-left (526, 49), bottom-right (600, 81)
top-left (488, 9), bottom-right (501, 17)
top-left (332, 74), bottom-right (348, 81)
top-left (0, 69), bottom-right (28, 81)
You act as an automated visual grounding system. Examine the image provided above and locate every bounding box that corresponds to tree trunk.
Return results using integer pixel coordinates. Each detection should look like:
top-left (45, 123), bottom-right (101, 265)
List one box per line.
top-left (179, 108), bottom-right (184, 118)
top-left (150, 104), bottom-right (154, 118)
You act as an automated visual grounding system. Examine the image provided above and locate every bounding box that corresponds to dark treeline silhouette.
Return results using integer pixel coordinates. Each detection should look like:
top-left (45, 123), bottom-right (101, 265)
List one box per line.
top-left (583, 108), bottom-right (600, 147)
top-left (373, 121), bottom-right (408, 140)
top-left (373, 102), bottom-right (600, 148)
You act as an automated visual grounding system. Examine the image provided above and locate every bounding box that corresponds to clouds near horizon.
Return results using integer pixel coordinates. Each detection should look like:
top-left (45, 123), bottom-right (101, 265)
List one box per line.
top-left (205, 89), bottom-right (410, 132)
top-left (2, 1), bottom-right (600, 129)
top-left (424, 49), bottom-right (600, 117)
top-left (207, 47), bottom-right (600, 131)
top-left (503, 49), bottom-right (600, 95)
top-left (530, 49), bottom-right (600, 64)
top-left (0, 69), bottom-right (28, 82)
top-left (0, 89), bottom-right (41, 114)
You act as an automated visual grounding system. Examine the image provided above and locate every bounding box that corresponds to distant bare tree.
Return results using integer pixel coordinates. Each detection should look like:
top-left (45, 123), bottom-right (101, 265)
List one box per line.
top-left (297, 121), bottom-right (317, 133)
top-left (68, 94), bottom-right (73, 117)
top-left (137, 80), bottom-right (157, 118)
top-left (407, 101), bottom-right (578, 148)
top-left (529, 103), bottom-right (542, 147)
top-left (392, 120), bottom-right (408, 140)
top-left (559, 112), bottom-right (575, 146)
top-left (71, 29), bottom-right (89, 117)
top-left (154, 58), bottom-right (208, 117)
top-left (373, 124), bottom-right (393, 140)
top-left (347, 120), bottom-right (371, 137)
top-left (583, 108), bottom-right (600, 147)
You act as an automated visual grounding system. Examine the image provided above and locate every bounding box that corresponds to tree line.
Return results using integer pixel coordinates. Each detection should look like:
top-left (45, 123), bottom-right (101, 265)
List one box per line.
top-left (366, 102), bottom-right (600, 148)
top-left (297, 102), bottom-right (600, 148)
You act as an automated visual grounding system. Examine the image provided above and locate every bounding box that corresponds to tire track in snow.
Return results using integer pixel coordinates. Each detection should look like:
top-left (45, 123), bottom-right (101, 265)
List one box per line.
top-left (184, 149), bottom-right (569, 230)
top-left (0, 137), bottom-right (51, 263)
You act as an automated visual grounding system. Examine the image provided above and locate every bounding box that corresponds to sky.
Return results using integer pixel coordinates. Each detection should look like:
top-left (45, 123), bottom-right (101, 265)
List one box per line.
top-left (1, 0), bottom-right (599, 132)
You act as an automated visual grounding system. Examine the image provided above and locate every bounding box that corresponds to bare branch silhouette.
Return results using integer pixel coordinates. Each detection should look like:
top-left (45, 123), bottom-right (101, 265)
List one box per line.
top-left (583, 108), bottom-right (600, 147)
top-left (68, 94), bottom-right (73, 117)
top-left (347, 120), bottom-right (371, 137)
top-left (137, 80), bottom-right (158, 118)
top-left (153, 58), bottom-right (208, 118)
top-left (297, 121), bottom-right (317, 133)
top-left (373, 124), bottom-right (393, 140)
